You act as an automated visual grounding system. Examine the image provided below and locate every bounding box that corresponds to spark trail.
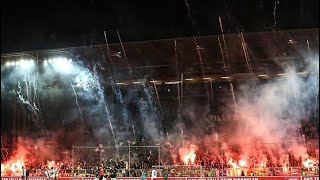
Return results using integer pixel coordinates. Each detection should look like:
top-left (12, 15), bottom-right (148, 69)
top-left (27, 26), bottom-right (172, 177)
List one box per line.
top-left (193, 37), bottom-right (205, 77)
top-left (184, 0), bottom-right (199, 35)
top-left (174, 40), bottom-right (185, 146)
top-left (218, 16), bottom-right (230, 66)
top-left (32, 72), bottom-right (41, 112)
top-left (152, 79), bottom-right (165, 133)
top-left (93, 66), bottom-right (117, 147)
top-left (193, 37), bottom-right (210, 102)
top-left (273, 1), bottom-right (279, 30)
top-left (132, 125), bottom-right (136, 140)
top-left (307, 40), bottom-right (310, 58)
top-left (240, 32), bottom-right (256, 89)
top-left (217, 19), bottom-right (240, 122)
top-left (70, 81), bottom-right (84, 124)
top-left (33, 56), bottom-right (41, 111)
top-left (117, 30), bottom-right (132, 75)
top-left (139, 80), bottom-right (161, 140)
top-left (179, 73), bottom-right (185, 147)
top-left (107, 30), bottom-right (162, 140)
top-left (104, 31), bottom-right (130, 130)
top-left (110, 79), bottom-right (131, 130)
top-left (180, 73), bottom-right (184, 108)
top-left (209, 78), bottom-right (214, 104)
top-left (16, 80), bottom-right (44, 129)
top-left (24, 73), bottom-right (40, 114)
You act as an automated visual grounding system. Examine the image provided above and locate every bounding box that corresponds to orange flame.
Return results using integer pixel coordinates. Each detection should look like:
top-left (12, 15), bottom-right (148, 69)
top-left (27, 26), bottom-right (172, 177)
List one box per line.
top-left (47, 160), bottom-right (57, 169)
top-left (1, 164), bottom-right (5, 173)
top-left (1, 159), bottom-right (25, 176)
top-left (238, 159), bottom-right (247, 167)
top-left (228, 158), bottom-right (239, 168)
top-left (182, 151), bottom-right (196, 165)
top-left (282, 163), bottom-right (288, 173)
top-left (179, 144), bottom-right (197, 165)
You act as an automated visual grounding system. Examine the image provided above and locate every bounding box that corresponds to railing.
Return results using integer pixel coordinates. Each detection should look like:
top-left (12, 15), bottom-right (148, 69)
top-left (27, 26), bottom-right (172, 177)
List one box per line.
top-left (4, 166), bottom-right (315, 178)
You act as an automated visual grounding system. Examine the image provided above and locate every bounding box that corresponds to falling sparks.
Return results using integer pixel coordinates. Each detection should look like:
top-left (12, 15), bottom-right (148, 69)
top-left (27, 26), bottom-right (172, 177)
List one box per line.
top-left (184, 0), bottom-right (199, 35)
top-left (16, 79), bottom-right (44, 129)
top-left (273, 1), bottom-right (280, 30)
top-left (71, 81), bottom-right (84, 123)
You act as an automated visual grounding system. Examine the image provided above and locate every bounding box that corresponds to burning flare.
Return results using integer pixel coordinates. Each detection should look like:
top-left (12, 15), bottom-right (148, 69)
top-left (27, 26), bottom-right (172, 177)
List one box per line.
top-left (1, 158), bottom-right (25, 176)
top-left (179, 144), bottom-right (198, 165)
top-left (302, 158), bottom-right (316, 168)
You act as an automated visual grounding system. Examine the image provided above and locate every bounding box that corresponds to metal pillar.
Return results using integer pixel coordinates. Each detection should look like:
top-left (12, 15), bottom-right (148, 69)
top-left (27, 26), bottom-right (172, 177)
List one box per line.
top-left (158, 144), bottom-right (161, 170)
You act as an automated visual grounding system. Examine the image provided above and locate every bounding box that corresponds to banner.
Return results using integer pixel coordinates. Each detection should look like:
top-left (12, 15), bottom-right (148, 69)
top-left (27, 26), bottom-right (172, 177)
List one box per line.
top-left (1, 177), bottom-right (47, 180)
top-left (301, 176), bottom-right (319, 180)
top-left (1, 176), bottom-right (319, 180)
top-left (186, 177), bottom-right (302, 180)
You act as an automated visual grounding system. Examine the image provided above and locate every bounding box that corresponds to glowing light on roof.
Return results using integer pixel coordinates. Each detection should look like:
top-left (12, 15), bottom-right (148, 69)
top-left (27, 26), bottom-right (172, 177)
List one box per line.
top-left (165, 81), bottom-right (181, 84)
top-left (221, 76), bottom-right (230, 79)
top-left (47, 57), bottom-right (73, 74)
top-left (258, 74), bottom-right (268, 77)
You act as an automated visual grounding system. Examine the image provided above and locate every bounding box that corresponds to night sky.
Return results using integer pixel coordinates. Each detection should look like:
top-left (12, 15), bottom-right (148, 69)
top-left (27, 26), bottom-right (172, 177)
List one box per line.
top-left (1, 0), bottom-right (319, 53)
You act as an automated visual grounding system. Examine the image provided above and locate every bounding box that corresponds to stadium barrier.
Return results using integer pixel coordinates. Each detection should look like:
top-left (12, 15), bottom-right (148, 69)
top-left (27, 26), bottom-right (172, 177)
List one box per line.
top-left (0, 176), bottom-right (319, 180)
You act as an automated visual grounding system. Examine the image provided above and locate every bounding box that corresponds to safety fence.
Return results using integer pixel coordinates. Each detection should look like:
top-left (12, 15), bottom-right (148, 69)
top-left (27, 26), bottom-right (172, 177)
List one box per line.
top-left (2, 166), bottom-right (319, 178)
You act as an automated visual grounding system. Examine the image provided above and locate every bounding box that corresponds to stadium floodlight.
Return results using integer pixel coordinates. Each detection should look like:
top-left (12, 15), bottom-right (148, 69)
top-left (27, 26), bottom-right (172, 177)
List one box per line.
top-left (20, 60), bottom-right (26, 66)
top-left (10, 62), bottom-right (15, 66)
top-left (44, 60), bottom-right (48, 66)
top-left (5, 62), bottom-right (11, 66)
top-left (18, 59), bottom-right (34, 69)
top-left (47, 57), bottom-right (74, 74)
